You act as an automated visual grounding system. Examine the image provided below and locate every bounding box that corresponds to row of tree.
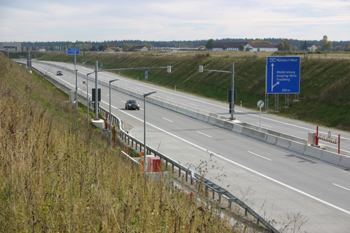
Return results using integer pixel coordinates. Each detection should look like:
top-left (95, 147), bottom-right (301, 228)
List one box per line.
top-left (205, 36), bottom-right (350, 52)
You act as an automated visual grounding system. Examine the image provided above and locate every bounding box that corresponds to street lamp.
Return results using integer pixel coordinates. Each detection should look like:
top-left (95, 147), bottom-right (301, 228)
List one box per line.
top-left (86, 71), bottom-right (95, 125)
top-left (198, 63), bottom-right (235, 120)
top-left (109, 79), bottom-right (119, 144)
top-left (92, 62), bottom-right (171, 120)
top-left (143, 91), bottom-right (156, 172)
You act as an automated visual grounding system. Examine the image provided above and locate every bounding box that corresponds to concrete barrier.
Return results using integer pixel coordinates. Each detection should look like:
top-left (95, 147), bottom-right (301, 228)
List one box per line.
top-left (177, 106), bottom-right (187, 115)
top-left (276, 137), bottom-right (291, 149)
top-left (215, 118), bottom-right (225, 128)
top-left (289, 141), bottom-right (306, 154)
top-left (339, 155), bottom-right (350, 169)
top-left (187, 109), bottom-right (199, 119)
top-left (303, 146), bottom-right (323, 159)
top-left (208, 116), bottom-right (217, 125)
top-left (320, 151), bottom-right (341, 166)
top-left (265, 134), bottom-right (277, 144)
top-left (242, 127), bottom-right (266, 141)
top-left (223, 121), bottom-right (234, 130)
top-left (233, 124), bottom-right (243, 134)
top-left (197, 113), bottom-right (207, 122)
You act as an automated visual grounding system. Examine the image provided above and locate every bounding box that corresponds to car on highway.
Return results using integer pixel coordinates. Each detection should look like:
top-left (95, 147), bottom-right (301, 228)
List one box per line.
top-left (56, 71), bottom-right (63, 75)
top-left (125, 100), bottom-right (140, 110)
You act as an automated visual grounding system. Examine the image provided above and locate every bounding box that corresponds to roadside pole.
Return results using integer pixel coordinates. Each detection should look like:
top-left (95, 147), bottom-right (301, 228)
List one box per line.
top-left (75, 51), bottom-right (78, 110)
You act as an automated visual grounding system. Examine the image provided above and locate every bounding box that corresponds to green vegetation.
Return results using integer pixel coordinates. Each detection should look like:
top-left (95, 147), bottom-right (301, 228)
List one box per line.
top-left (1, 52), bottom-right (256, 232)
top-left (38, 51), bottom-right (350, 131)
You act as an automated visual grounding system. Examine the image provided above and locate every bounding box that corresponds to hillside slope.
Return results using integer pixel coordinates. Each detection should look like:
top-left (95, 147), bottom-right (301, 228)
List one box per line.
top-left (39, 52), bottom-right (350, 131)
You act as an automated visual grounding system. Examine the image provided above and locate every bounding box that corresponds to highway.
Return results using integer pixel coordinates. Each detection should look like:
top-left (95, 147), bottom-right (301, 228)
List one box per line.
top-left (47, 60), bottom-right (350, 153)
top-left (23, 60), bottom-right (350, 232)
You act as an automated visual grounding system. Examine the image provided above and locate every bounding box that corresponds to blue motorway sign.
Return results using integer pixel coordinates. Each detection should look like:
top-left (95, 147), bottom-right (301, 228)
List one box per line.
top-left (67, 48), bottom-right (80, 55)
top-left (266, 57), bottom-right (300, 94)
top-left (145, 70), bottom-right (148, 80)
top-left (100, 63), bottom-right (103, 67)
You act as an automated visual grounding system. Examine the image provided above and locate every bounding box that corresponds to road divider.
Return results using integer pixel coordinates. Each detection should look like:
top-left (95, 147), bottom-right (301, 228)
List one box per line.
top-left (27, 60), bottom-right (350, 170)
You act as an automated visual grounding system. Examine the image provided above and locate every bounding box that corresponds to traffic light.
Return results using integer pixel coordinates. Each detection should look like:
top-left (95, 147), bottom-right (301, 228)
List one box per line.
top-left (227, 89), bottom-right (237, 103)
top-left (92, 88), bottom-right (101, 102)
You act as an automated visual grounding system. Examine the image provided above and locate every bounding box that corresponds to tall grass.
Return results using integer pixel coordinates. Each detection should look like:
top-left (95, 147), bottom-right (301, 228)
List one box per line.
top-left (0, 52), bottom-right (248, 232)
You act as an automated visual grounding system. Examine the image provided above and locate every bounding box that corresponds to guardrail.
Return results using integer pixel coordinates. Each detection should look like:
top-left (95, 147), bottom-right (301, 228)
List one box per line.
top-left (20, 60), bottom-right (280, 233)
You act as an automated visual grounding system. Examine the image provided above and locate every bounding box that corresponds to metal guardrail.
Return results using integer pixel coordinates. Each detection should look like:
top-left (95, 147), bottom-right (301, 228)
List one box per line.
top-left (18, 60), bottom-right (279, 233)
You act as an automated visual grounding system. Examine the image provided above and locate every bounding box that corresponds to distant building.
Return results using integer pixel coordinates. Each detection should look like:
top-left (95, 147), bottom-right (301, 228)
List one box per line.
top-left (307, 44), bottom-right (317, 52)
top-left (0, 42), bottom-right (21, 51)
top-left (38, 48), bottom-right (46, 52)
top-left (132, 46), bottom-right (149, 51)
top-left (244, 43), bottom-right (278, 52)
top-left (212, 42), bottom-right (245, 51)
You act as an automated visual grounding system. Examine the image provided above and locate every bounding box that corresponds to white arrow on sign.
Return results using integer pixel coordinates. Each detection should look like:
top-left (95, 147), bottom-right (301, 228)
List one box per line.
top-left (271, 63), bottom-right (279, 92)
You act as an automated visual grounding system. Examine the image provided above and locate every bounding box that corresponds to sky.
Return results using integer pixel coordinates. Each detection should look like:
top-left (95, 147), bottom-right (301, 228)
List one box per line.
top-left (0, 0), bottom-right (349, 42)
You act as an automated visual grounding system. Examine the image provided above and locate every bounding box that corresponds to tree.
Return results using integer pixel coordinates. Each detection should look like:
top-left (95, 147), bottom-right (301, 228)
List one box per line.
top-left (239, 44), bottom-right (244, 51)
top-left (44, 46), bottom-right (49, 51)
top-left (90, 46), bottom-right (97, 51)
top-left (282, 40), bottom-right (292, 51)
top-left (98, 45), bottom-right (106, 51)
top-left (321, 35), bottom-right (332, 51)
top-left (277, 42), bottom-right (285, 51)
top-left (345, 44), bottom-right (350, 52)
top-left (334, 46), bottom-right (343, 51)
top-left (299, 41), bottom-right (307, 51)
top-left (205, 39), bottom-right (215, 49)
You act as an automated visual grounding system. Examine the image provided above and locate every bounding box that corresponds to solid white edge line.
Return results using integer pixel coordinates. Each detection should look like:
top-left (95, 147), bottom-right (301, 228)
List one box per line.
top-left (28, 65), bottom-right (350, 216)
top-left (162, 117), bottom-right (173, 123)
top-left (100, 99), bottom-right (350, 216)
top-left (197, 131), bottom-right (212, 138)
top-left (333, 183), bottom-right (350, 192)
top-left (247, 151), bottom-right (272, 161)
top-left (58, 63), bottom-right (350, 143)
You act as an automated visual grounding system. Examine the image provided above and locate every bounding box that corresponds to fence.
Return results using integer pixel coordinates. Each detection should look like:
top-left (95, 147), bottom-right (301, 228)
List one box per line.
top-left (18, 60), bottom-right (279, 233)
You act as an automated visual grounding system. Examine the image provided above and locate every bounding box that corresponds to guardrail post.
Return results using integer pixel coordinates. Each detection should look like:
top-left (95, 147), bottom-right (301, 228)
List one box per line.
top-left (185, 171), bottom-right (188, 182)
top-left (178, 167), bottom-right (181, 177)
top-left (212, 189), bottom-right (215, 200)
top-left (245, 208), bottom-right (248, 216)
top-left (219, 194), bottom-right (222, 203)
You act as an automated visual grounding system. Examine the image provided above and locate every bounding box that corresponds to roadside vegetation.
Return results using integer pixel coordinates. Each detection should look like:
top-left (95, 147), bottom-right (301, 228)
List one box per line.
top-left (35, 51), bottom-right (350, 131)
top-left (0, 52), bottom-right (255, 232)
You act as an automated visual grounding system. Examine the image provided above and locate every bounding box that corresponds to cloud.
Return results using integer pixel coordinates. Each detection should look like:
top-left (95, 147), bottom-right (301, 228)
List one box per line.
top-left (0, 0), bottom-right (349, 41)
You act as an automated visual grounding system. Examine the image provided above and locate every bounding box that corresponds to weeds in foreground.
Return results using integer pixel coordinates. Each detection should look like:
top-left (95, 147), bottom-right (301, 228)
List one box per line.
top-left (0, 53), bottom-right (240, 232)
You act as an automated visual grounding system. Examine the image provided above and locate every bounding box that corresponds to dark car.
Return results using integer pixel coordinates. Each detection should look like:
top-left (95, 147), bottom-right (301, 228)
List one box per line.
top-left (125, 100), bottom-right (140, 110)
top-left (57, 71), bottom-right (63, 75)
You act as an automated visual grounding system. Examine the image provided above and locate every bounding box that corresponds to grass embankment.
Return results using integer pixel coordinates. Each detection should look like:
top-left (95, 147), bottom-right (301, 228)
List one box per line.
top-left (39, 51), bottom-right (350, 131)
top-left (0, 53), bottom-right (243, 232)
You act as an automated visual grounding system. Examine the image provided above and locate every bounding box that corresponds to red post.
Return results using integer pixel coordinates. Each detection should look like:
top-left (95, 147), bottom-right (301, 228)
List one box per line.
top-left (190, 192), bottom-right (194, 200)
top-left (338, 134), bottom-right (340, 154)
top-left (316, 125), bottom-right (319, 146)
top-left (105, 112), bottom-right (108, 129)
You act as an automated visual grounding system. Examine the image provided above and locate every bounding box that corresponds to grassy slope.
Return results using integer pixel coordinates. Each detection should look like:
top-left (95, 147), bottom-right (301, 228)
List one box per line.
top-left (0, 53), bottom-right (246, 232)
top-left (39, 51), bottom-right (350, 131)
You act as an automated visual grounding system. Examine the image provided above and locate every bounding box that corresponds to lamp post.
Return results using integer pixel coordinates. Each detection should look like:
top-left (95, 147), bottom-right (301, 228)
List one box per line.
top-left (86, 71), bottom-right (94, 125)
top-left (143, 91), bottom-right (156, 172)
top-left (92, 63), bottom-right (171, 120)
top-left (74, 51), bottom-right (78, 110)
top-left (109, 79), bottom-right (119, 144)
top-left (198, 63), bottom-right (235, 120)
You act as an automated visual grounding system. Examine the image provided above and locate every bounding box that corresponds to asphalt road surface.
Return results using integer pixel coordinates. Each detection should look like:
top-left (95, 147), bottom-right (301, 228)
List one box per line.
top-left (19, 60), bottom-right (350, 232)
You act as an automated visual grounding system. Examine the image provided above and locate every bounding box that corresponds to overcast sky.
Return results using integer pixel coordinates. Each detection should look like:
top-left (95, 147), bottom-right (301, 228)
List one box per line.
top-left (0, 0), bottom-right (349, 42)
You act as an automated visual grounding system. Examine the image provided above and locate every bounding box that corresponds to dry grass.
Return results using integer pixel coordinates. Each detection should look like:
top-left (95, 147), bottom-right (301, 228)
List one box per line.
top-left (0, 53), bottom-right (252, 232)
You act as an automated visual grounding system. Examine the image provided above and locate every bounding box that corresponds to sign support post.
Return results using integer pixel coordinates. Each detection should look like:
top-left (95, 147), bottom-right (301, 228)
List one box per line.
top-left (266, 57), bottom-right (300, 112)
